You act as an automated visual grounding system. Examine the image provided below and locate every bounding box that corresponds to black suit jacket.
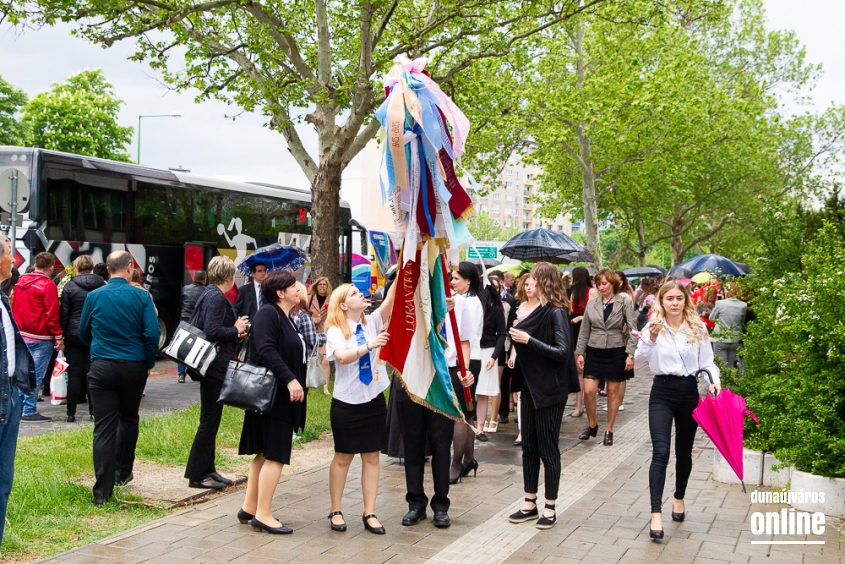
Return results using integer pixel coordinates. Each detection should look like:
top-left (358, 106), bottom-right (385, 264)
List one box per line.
top-left (234, 282), bottom-right (260, 321)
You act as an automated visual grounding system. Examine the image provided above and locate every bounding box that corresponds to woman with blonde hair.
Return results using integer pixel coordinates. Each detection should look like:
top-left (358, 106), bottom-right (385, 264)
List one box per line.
top-left (309, 277), bottom-right (333, 394)
top-left (324, 282), bottom-right (396, 534)
top-left (507, 263), bottom-right (579, 530)
top-left (635, 282), bottom-right (720, 540)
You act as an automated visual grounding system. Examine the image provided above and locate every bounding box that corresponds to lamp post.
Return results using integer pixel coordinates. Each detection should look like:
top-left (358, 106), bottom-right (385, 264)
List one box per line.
top-left (137, 112), bottom-right (182, 164)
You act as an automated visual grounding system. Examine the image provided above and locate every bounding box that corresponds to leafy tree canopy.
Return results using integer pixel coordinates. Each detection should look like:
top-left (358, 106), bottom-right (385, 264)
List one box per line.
top-left (0, 74), bottom-right (28, 146)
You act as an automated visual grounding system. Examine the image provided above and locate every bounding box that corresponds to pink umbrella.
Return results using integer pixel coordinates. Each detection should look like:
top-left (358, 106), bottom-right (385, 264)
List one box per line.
top-left (692, 369), bottom-right (758, 492)
top-left (678, 278), bottom-right (693, 286)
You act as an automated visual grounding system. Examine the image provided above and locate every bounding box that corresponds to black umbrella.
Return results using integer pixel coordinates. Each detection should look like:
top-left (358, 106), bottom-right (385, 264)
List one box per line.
top-left (668, 266), bottom-right (696, 279)
top-left (468, 257), bottom-right (502, 269)
top-left (646, 264), bottom-right (668, 275)
top-left (623, 266), bottom-right (666, 278)
top-left (672, 254), bottom-right (746, 277)
top-left (560, 249), bottom-right (595, 264)
top-left (500, 228), bottom-right (588, 264)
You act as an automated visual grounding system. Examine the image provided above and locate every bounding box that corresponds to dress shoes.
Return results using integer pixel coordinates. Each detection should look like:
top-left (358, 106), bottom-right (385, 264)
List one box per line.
top-left (433, 511), bottom-right (451, 528)
top-left (116, 472), bottom-right (134, 486)
top-left (363, 514), bottom-right (386, 535)
top-left (578, 425), bottom-right (598, 440)
top-left (66, 415), bottom-right (75, 423)
top-left (250, 517), bottom-right (293, 534)
top-left (649, 525), bottom-right (664, 540)
top-left (328, 511), bottom-right (347, 532)
top-left (91, 497), bottom-right (106, 508)
top-left (189, 477), bottom-right (226, 490)
top-left (603, 431), bottom-right (614, 446)
top-left (210, 472), bottom-right (233, 486)
top-left (401, 508), bottom-right (427, 526)
top-left (237, 509), bottom-right (255, 524)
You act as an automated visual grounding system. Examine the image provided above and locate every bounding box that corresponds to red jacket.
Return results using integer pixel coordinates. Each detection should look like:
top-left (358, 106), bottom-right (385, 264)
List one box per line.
top-left (12, 271), bottom-right (63, 341)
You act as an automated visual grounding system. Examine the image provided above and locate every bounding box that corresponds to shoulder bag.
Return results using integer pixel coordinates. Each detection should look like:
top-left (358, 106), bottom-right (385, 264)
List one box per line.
top-left (218, 315), bottom-right (278, 413)
top-left (305, 338), bottom-right (326, 389)
top-left (162, 291), bottom-right (217, 380)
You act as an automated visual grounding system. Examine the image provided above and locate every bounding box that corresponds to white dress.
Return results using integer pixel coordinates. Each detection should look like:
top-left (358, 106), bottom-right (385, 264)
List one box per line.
top-left (476, 347), bottom-right (499, 396)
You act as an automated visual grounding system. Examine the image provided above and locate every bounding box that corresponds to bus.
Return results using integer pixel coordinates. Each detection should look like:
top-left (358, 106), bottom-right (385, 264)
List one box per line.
top-left (0, 146), bottom-right (363, 347)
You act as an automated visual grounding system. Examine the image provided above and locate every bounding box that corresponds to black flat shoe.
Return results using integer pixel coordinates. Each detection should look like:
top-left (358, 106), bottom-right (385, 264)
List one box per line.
top-left (402, 508), bottom-right (427, 526)
top-left (579, 425), bottom-right (598, 440)
top-left (508, 497), bottom-right (539, 523)
top-left (237, 509), bottom-right (254, 524)
top-left (189, 477), bottom-right (226, 490)
top-left (250, 517), bottom-right (292, 534)
top-left (433, 511), bottom-right (450, 528)
top-left (328, 511), bottom-right (347, 532)
top-left (91, 497), bottom-right (106, 508)
top-left (67, 415), bottom-right (75, 423)
top-left (603, 431), bottom-right (613, 446)
top-left (513, 439), bottom-right (522, 446)
top-left (116, 472), bottom-right (134, 486)
top-left (210, 472), bottom-right (233, 486)
top-left (476, 433), bottom-right (489, 442)
top-left (535, 503), bottom-right (556, 529)
top-left (363, 514), bottom-right (386, 535)
top-left (461, 459), bottom-right (478, 478)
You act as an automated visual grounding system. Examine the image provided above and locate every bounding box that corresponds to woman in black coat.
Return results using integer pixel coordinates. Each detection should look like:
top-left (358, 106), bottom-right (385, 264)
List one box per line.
top-left (507, 262), bottom-right (579, 531)
top-left (184, 256), bottom-right (249, 489)
top-left (237, 270), bottom-right (306, 535)
top-left (60, 255), bottom-right (105, 422)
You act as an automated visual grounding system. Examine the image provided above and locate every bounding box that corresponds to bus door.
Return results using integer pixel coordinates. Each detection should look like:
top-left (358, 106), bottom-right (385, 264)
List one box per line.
top-left (184, 242), bottom-right (218, 285)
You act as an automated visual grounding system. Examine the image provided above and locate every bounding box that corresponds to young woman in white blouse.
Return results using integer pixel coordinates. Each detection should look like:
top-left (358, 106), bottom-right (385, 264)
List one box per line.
top-left (324, 282), bottom-right (396, 535)
top-left (634, 282), bottom-right (721, 541)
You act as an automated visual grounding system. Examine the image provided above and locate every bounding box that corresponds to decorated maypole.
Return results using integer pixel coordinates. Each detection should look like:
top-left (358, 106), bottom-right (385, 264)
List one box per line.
top-left (376, 56), bottom-right (477, 421)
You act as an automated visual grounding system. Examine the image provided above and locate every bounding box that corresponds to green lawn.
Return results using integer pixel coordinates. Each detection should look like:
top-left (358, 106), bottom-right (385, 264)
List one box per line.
top-left (1, 387), bottom-right (333, 562)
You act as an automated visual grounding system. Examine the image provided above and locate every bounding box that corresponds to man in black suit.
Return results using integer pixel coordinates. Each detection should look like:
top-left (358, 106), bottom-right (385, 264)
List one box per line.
top-left (234, 263), bottom-right (267, 321)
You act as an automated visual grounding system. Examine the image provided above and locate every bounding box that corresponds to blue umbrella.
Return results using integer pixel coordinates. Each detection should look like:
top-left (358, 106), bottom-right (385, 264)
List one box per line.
top-left (500, 228), bottom-right (588, 264)
top-left (670, 254), bottom-right (745, 277)
top-left (237, 244), bottom-right (307, 276)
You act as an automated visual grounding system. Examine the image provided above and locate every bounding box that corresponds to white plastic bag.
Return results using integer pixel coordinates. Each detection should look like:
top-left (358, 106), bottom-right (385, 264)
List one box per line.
top-left (50, 351), bottom-right (69, 405)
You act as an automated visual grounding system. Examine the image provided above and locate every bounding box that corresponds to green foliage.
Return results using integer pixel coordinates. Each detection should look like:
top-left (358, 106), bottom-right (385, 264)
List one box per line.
top-left (21, 69), bottom-right (133, 161)
top-left (723, 218), bottom-right (845, 478)
top-left (467, 211), bottom-right (518, 242)
top-left (0, 74), bottom-right (28, 145)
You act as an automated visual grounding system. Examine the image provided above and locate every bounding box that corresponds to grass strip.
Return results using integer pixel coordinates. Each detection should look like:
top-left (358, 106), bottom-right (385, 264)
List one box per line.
top-left (1, 388), bottom-right (333, 562)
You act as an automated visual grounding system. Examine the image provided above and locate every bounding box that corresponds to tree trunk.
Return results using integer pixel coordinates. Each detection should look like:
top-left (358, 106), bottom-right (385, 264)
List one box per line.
top-left (669, 215), bottom-right (685, 266)
top-left (635, 220), bottom-right (647, 267)
top-left (309, 163), bottom-right (342, 286)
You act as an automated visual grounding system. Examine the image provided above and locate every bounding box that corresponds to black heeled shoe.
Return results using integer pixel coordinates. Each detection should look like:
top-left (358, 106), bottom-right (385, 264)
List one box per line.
top-left (461, 459), bottom-right (479, 478)
top-left (578, 425), bottom-right (598, 440)
top-left (449, 474), bottom-right (462, 485)
top-left (362, 514), bottom-right (386, 535)
top-left (672, 501), bottom-right (685, 522)
top-left (508, 497), bottom-right (539, 523)
top-left (328, 511), bottom-right (346, 532)
top-left (649, 515), bottom-right (664, 540)
top-left (536, 504), bottom-right (556, 529)
top-left (250, 517), bottom-right (293, 534)
top-left (237, 509), bottom-right (254, 524)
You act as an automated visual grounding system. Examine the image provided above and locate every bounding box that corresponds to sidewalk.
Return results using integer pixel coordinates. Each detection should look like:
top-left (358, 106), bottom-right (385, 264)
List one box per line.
top-left (36, 364), bottom-right (844, 563)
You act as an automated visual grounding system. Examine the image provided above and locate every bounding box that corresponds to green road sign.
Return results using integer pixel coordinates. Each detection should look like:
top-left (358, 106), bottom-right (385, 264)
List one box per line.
top-left (468, 246), bottom-right (498, 259)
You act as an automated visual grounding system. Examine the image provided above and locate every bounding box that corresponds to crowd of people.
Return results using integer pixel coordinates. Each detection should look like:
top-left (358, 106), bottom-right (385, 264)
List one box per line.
top-left (0, 240), bottom-right (752, 545)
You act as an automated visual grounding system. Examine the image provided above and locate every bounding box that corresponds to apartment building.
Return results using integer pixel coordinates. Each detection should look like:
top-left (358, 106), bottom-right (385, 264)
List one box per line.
top-left (471, 154), bottom-right (571, 234)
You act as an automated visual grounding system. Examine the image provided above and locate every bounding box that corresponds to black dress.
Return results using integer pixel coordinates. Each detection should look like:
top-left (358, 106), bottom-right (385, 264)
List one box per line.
top-left (582, 303), bottom-right (634, 382)
top-left (239, 304), bottom-right (306, 464)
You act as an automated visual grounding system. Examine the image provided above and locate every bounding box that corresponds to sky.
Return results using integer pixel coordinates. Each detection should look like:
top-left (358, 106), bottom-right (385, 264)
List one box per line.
top-left (1, 0), bottom-right (843, 188)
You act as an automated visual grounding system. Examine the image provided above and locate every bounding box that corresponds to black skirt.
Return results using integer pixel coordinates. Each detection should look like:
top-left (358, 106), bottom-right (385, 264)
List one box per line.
top-left (239, 411), bottom-right (294, 465)
top-left (331, 392), bottom-right (387, 454)
top-left (583, 346), bottom-right (634, 382)
top-left (450, 360), bottom-right (480, 419)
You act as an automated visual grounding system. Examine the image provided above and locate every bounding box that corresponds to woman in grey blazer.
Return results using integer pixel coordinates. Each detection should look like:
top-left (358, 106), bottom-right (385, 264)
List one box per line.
top-left (574, 269), bottom-right (639, 446)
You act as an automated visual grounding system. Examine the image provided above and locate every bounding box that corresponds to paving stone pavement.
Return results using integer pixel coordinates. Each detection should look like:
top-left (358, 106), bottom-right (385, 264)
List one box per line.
top-left (35, 363), bottom-right (845, 563)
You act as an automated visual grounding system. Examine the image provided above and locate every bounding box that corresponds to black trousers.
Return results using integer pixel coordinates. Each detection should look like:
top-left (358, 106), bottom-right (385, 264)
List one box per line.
top-left (89, 359), bottom-right (148, 501)
top-left (648, 376), bottom-right (699, 513)
top-left (64, 335), bottom-right (92, 418)
top-left (394, 383), bottom-right (454, 512)
top-left (520, 384), bottom-right (565, 499)
top-left (184, 377), bottom-right (225, 481)
top-left (499, 364), bottom-right (512, 418)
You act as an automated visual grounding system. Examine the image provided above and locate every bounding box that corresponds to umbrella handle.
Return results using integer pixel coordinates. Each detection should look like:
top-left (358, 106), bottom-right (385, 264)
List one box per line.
top-left (695, 369), bottom-right (718, 396)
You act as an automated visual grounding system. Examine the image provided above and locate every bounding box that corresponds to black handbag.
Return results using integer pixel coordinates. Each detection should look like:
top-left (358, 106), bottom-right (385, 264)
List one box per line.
top-left (162, 292), bottom-right (217, 380)
top-left (218, 333), bottom-right (278, 413)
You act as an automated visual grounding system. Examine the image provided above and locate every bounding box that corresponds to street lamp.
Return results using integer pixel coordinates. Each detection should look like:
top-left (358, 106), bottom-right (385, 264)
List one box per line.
top-left (137, 112), bottom-right (182, 164)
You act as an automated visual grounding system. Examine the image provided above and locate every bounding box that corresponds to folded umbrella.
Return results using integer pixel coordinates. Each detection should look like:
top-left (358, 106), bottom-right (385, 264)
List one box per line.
top-left (692, 369), bottom-right (758, 492)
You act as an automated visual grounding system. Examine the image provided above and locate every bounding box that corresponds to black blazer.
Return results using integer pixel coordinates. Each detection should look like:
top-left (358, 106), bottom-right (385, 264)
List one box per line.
top-left (234, 282), bottom-right (259, 321)
top-left (248, 304), bottom-right (306, 430)
top-left (514, 305), bottom-right (580, 409)
top-left (60, 273), bottom-right (106, 337)
top-left (194, 285), bottom-right (240, 381)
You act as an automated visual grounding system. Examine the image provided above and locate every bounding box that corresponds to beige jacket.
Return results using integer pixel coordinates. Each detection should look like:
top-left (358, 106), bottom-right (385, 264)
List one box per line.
top-left (574, 292), bottom-right (639, 356)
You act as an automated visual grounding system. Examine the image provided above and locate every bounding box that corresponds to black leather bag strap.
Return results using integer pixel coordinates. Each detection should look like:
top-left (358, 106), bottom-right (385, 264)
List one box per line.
top-left (188, 289), bottom-right (211, 328)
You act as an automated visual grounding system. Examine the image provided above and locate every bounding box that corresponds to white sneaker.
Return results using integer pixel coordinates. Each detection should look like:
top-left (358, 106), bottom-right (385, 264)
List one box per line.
top-left (601, 404), bottom-right (624, 411)
top-left (601, 405), bottom-right (608, 411)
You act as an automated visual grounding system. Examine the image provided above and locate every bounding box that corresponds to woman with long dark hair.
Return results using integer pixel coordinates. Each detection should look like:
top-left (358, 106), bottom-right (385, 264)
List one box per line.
top-left (449, 262), bottom-right (483, 482)
top-left (635, 282), bottom-right (720, 540)
top-left (476, 277), bottom-right (506, 437)
top-left (567, 267), bottom-right (598, 418)
top-left (507, 263), bottom-right (579, 530)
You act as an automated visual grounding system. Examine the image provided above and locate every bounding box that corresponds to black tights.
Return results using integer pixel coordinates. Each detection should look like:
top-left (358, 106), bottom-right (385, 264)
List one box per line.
top-left (648, 376), bottom-right (699, 513)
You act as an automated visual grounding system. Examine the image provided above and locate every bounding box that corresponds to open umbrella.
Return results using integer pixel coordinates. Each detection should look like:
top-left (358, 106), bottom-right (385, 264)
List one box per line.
top-left (647, 264), bottom-right (668, 275)
top-left (237, 244), bottom-right (307, 276)
top-left (677, 278), bottom-right (693, 287)
top-left (624, 266), bottom-right (665, 278)
top-left (692, 369), bottom-right (758, 493)
top-left (500, 228), bottom-right (587, 264)
top-left (673, 254), bottom-right (746, 277)
top-left (668, 266), bottom-right (695, 279)
top-left (692, 272), bottom-right (714, 285)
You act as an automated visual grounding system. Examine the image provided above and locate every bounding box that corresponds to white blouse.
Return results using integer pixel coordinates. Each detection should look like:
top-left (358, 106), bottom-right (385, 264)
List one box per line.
top-left (634, 321), bottom-right (721, 386)
top-left (444, 293), bottom-right (479, 368)
top-left (464, 294), bottom-right (484, 360)
top-left (325, 313), bottom-right (390, 405)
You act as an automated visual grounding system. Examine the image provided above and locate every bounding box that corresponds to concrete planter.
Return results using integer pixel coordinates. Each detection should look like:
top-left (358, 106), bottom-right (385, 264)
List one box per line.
top-left (713, 448), bottom-right (763, 486)
top-left (790, 470), bottom-right (845, 518)
top-left (761, 452), bottom-right (792, 488)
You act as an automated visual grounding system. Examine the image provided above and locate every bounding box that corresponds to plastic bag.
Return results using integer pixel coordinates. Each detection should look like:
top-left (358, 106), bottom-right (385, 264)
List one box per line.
top-left (50, 351), bottom-right (69, 405)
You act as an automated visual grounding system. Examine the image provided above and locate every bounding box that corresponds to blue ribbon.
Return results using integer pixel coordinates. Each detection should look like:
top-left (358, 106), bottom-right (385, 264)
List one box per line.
top-left (356, 324), bottom-right (373, 385)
